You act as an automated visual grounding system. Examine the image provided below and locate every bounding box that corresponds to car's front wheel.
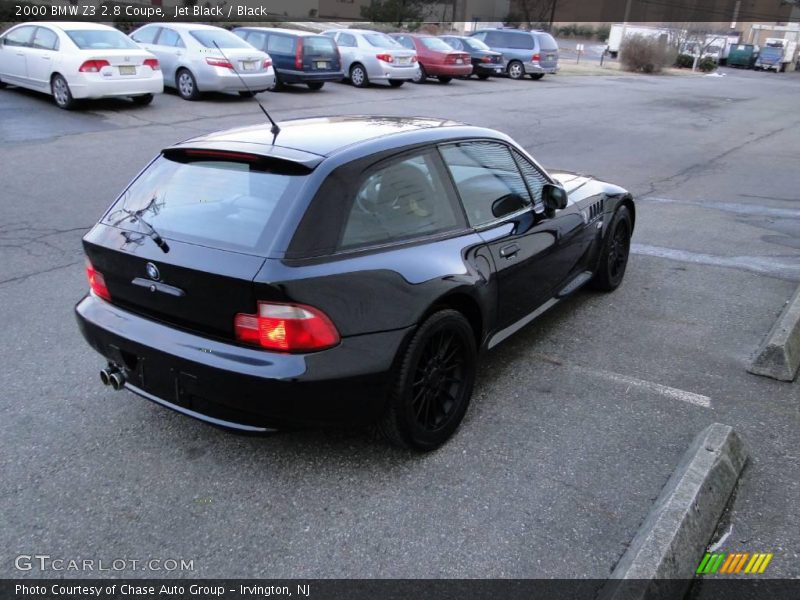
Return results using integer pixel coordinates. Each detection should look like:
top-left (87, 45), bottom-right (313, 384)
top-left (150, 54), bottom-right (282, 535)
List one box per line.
top-left (591, 205), bottom-right (632, 292)
top-left (379, 310), bottom-right (477, 451)
top-left (176, 69), bottom-right (200, 100)
top-left (51, 74), bottom-right (76, 110)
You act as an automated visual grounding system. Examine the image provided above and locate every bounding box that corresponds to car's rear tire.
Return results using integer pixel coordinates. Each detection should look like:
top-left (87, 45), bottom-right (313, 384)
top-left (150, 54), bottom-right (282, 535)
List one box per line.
top-left (388, 79), bottom-right (405, 87)
top-left (269, 74), bottom-right (285, 92)
top-left (307, 81), bottom-right (325, 90)
top-left (51, 74), bottom-right (76, 110)
top-left (379, 310), bottom-right (477, 451)
top-left (0, 76), bottom-right (7, 89)
top-left (507, 60), bottom-right (525, 79)
top-left (412, 64), bottom-right (427, 83)
top-left (530, 73), bottom-right (545, 80)
top-left (477, 73), bottom-right (490, 80)
top-left (131, 93), bottom-right (154, 106)
top-left (350, 63), bottom-right (369, 88)
top-left (437, 76), bottom-right (452, 84)
top-left (176, 69), bottom-right (200, 101)
top-left (591, 205), bottom-right (632, 292)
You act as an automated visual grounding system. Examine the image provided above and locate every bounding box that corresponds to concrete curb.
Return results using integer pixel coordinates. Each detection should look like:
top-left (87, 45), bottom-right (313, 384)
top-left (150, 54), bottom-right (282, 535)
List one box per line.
top-left (600, 423), bottom-right (748, 600)
top-left (748, 285), bottom-right (800, 382)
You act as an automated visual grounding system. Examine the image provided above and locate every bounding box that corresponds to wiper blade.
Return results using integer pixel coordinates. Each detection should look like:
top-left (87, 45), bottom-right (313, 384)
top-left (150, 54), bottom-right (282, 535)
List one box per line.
top-left (122, 209), bottom-right (170, 253)
top-left (112, 195), bottom-right (170, 253)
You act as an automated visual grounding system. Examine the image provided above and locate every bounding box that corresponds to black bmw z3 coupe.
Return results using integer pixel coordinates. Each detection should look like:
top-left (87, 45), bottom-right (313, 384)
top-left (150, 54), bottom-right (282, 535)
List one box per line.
top-left (76, 116), bottom-right (634, 450)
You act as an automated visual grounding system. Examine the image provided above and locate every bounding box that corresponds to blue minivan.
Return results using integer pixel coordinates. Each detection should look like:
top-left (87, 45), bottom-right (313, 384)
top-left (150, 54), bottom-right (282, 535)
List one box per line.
top-left (233, 27), bottom-right (343, 91)
top-left (471, 28), bottom-right (559, 80)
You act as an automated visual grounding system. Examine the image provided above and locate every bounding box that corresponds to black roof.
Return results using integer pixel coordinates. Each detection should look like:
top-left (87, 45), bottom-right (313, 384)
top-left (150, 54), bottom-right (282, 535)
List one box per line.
top-left (169, 116), bottom-right (487, 167)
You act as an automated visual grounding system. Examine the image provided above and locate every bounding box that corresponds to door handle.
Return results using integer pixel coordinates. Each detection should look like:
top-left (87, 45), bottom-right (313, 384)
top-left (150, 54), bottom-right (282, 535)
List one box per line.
top-left (500, 243), bottom-right (520, 258)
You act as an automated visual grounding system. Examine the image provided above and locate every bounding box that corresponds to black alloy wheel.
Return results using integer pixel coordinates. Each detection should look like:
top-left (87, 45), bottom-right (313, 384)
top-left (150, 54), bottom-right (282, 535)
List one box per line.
top-left (379, 310), bottom-right (476, 451)
top-left (591, 205), bottom-right (632, 291)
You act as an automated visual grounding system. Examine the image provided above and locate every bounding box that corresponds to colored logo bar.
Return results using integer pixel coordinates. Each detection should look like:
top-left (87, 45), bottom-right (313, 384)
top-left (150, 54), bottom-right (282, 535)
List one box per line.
top-left (696, 552), bottom-right (773, 574)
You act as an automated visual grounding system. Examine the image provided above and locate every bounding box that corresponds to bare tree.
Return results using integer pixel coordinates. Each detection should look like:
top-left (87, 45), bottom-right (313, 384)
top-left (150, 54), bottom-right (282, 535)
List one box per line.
top-left (506, 0), bottom-right (558, 29)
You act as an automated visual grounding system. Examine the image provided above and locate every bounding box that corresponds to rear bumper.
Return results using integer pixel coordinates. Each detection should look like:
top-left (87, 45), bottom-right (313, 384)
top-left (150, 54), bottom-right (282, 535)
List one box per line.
top-left (524, 61), bottom-right (558, 74)
top-left (424, 63), bottom-right (473, 77)
top-left (75, 295), bottom-right (410, 430)
top-left (277, 68), bottom-right (344, 83)
top-left (68, 73), bottom-right (164, 99)
top-left (368, 63), bottom-right (418, 81)
top-left (474, 63), bottom-right (504, 75)
top-left (196, 68), bottom-right (276, 92)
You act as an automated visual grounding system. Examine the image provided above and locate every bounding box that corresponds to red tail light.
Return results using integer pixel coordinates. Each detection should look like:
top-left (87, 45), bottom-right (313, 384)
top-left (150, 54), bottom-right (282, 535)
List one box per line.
top-left (206, 57), bottom-right (233, 69)
top-left (234, 301), bottom-right (340, 353)
top-left (143, 58), bottom-right (160, 70)
top-left (532, 53), bottom-right (541, 62)
top-left (376, 53), bottom-right (394, 63)
top-left (79, 60), bottom-right (110, 73)
top-left (86, 260), bottom-right (111, 301)
top-left (295, 37), bottom-right (304, 70)
top-left (411, 55), bottom-right (418, 63)
top-left (263, 58), bottom-right (272, 69)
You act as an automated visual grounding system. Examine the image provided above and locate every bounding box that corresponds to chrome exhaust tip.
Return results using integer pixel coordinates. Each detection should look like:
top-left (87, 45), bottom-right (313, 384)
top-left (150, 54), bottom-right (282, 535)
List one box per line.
top-left (100, 368), bottom-right (113, 386)
top-left (109, 371), bottom-right (126, 391)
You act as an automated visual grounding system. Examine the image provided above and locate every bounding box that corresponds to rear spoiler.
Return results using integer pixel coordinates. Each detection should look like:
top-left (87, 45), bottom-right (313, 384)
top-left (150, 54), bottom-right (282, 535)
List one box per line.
top-left (165, 140), bottom-right (324, 171)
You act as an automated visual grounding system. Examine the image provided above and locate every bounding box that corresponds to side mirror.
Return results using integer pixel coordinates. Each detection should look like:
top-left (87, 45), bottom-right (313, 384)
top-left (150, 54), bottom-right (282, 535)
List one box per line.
top-left (491, 193), bottom-right (528, 219)
top-left (542, 183), bottom-right (568, 211)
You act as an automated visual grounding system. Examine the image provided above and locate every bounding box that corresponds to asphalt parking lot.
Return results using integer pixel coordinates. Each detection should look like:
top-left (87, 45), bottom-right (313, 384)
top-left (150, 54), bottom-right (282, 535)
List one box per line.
top-left (1, 67), bottom-right (798, 581)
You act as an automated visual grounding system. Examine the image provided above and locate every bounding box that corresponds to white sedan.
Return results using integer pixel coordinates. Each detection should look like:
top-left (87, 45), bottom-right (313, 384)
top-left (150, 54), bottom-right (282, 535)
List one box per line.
top-left (0, 22), bottom-right (163, 109)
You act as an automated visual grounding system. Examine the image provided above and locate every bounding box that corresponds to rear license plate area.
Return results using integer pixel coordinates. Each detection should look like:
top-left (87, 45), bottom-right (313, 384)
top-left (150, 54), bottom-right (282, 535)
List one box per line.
top-left (314, 61), bottom-right (329, 69)
top-left (241, 61), bottom-right (257, 71)
top-left (119, 65), bottom-right (136, 76)
top-left (397, 57), bottom-right (410, 65)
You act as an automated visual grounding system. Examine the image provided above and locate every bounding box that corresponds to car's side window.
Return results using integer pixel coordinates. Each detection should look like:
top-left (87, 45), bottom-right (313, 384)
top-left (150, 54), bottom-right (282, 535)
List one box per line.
top-left (483, 31), bottom-right (501, 46)
top-left (472, 32), bottom-right (486, 42)
top-left (340, 150), bottom-right (462, 250)
top-left (512, 150), bottom-right (549, 213)
top-left (396, 36), bottom-right (414, 50)
top-left (440, 142), bottom-right (532, 227)
top-left (158, 28), bottom-right (183, 48)
top-left (445, 38), bottom-right (462, 50)
top-left (4, 26), bottom-right (36, 48)
top-left (131, 26), bottom-right (159, 45)
top-left (245, 30), bottom-right (267, 51)
top-left (32, 27), bottom-right (59, 51)
top-left (337, 33), bottom-right (356, 48)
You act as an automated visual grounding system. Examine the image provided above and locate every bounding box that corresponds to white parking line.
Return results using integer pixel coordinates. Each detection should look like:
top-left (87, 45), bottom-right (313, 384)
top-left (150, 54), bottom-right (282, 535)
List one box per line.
top-left (573, 366), bottom-right (712, 408)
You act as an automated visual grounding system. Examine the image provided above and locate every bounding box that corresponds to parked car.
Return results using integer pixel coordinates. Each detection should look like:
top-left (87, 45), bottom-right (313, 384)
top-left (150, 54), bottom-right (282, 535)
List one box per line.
top-left (438, 34), bottom-right (504, 79)
top-left (471, 28), bottom-right (559, 80)
top-left (232, 28), bottom-right (343, 91)
top-left (321, 29), bottom-right (417, 88)
top-left (390, 33), bottom-right (472, 83)
top-left (129, 23), bottom-right (274, 100)
top-left (76, 115), bottom-right (635, 450)
top-left (0, 21), bottom-right (162, 109)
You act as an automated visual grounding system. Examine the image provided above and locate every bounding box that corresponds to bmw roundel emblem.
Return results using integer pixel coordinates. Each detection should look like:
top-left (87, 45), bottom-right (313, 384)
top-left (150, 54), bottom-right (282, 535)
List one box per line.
top-left (145, 262), bottom-right (160, 281)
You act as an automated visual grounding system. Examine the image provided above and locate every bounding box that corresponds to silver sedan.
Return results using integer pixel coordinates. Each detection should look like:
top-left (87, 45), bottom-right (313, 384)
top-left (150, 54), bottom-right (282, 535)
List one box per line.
top-left (130, 23), bottom-right (274, 100)
top-left (322, 29), bottom-right (418, 88)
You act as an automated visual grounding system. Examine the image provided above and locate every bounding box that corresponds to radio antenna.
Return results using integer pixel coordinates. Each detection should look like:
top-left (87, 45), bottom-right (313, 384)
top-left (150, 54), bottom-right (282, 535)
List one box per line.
top-left (213, 41), bottom-right (281, 141)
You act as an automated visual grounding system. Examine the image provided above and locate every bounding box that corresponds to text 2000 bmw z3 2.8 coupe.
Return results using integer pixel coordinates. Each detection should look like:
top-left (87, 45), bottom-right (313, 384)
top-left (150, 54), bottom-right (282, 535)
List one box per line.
top-left (76, 116), bottom-right (634, 450)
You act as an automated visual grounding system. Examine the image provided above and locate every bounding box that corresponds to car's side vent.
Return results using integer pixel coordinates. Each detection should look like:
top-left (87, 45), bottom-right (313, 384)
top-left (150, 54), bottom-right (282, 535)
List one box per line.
top-left (588, 197), bottom-right (605, 222)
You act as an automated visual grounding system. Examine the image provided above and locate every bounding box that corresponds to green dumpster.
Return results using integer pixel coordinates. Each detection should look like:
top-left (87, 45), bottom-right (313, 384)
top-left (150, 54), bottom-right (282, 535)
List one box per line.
top-left (728, 44), bottom-right (758, 68)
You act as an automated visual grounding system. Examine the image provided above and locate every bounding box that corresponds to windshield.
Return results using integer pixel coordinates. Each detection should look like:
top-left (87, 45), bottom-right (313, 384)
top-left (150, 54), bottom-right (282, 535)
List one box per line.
top-left (67, 30), bottom-right (139, 50)
top-left (421, 37), bottom-right (455, 52)
top-left (363, 32), bottom-right (401, 48)
top-left (104, 155), bottom-right (307, 254)
top-left (463, 37), bottom-right (490, 51)
top-left (190, 29), bottom-right (252, 49)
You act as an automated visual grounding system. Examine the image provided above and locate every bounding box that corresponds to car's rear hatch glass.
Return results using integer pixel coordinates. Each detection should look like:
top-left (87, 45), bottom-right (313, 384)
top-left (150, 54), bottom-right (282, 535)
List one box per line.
top-left (302, 35), bottom-right (339, 70)
top-left (89, 151), bottom-right (309, 337)
top-left (103, 151), bottom-right (308, 255)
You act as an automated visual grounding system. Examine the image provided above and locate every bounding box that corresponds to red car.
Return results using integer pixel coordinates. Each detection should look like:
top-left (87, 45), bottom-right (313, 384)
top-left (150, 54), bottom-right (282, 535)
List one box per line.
top-left (390, 33), bottom-right (472, 84)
